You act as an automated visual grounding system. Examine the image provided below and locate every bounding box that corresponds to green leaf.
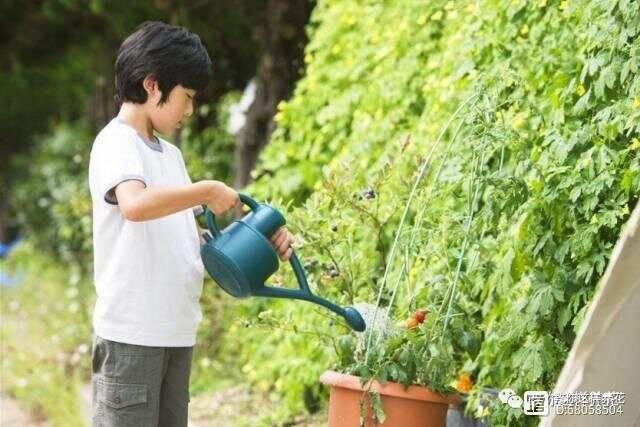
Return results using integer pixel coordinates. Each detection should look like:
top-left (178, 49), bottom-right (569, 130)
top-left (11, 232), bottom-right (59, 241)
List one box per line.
top-left (569, 186), bottom-right (582, 202)
top-left (573, 89), bottom-right (592, 114)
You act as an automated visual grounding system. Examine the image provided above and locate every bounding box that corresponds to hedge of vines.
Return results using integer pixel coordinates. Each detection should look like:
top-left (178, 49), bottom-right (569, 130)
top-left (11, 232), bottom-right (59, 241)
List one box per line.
top-left (228, 0), bottom-right (640, 424)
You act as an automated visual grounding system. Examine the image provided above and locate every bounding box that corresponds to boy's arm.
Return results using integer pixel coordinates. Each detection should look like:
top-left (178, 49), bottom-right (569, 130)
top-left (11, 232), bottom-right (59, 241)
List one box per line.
top-left (114, 179), bottom-right (238, 222)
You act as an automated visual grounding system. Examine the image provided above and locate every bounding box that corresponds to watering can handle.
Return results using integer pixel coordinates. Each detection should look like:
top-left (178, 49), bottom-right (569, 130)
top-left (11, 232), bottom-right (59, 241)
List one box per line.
top-left (205, 193), bottom-right (259, 238)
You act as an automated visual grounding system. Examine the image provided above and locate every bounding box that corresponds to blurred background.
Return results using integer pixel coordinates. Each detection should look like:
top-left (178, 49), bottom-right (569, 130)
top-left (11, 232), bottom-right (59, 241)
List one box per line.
top-left (2, 1), bottom-right (319, 425)
top-left (1, 0), bottom-right (313, 242)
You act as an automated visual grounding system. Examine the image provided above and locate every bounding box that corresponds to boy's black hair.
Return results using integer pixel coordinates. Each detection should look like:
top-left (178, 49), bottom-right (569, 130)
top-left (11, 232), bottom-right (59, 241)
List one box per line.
top-left (115, 21), bottom-right (212, 106)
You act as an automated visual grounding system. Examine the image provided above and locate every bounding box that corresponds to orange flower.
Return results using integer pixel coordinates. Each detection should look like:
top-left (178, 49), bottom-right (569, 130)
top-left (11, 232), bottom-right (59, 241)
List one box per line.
top-left (455, 373), bottom-right (474, 393)
top-left (405, 316), bottom-right (419, 329)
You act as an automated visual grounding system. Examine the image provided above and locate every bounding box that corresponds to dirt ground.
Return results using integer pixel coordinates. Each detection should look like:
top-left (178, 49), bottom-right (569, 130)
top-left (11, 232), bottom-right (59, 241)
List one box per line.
top-left (188, 385), bottom-right (327, 427)
top-left (2, 385), bottom-right (326, 427)
top-left (1, 394), bottom-right (51, 427)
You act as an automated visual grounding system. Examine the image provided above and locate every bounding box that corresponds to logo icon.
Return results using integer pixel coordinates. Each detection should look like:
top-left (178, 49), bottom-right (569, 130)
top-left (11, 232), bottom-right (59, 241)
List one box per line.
top-left (499, 388), bottom-right (516, 404)
top-left (507, 395), bottom-right (523, 409)
top-left (523, 391), bottom-right (549, 416)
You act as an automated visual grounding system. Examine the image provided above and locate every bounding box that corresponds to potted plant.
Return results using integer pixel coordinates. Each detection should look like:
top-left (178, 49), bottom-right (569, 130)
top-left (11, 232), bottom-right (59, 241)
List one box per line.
top-left (320, 302), bottom-right (480, 426)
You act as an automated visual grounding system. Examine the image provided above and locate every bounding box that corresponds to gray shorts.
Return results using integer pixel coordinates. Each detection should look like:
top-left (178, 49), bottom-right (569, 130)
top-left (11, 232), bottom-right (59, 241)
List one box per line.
top-left (91, 335), bottom-right (194, 427)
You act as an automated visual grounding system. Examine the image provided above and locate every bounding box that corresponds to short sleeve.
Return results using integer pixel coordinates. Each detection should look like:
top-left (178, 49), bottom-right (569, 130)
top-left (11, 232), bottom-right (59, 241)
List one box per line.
top-left (90, 132), bottom-right (147, 205)
top-left (176, 148), bottom-right (205, 217)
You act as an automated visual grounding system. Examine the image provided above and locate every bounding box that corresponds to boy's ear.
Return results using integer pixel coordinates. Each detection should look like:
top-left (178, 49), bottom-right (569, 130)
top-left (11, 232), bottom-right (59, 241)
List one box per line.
top-left (142, 75), bottom-right (161, 102)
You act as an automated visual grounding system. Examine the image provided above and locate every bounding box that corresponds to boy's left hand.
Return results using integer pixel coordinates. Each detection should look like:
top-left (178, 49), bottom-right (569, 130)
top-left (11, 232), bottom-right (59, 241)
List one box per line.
top-left (270, 227), bottom-right (294, 261)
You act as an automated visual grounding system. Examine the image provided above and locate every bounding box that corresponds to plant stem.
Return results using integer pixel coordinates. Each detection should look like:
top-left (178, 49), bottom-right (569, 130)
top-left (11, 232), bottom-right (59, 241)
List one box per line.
top-left (441, 138), bottom-right (488, 334)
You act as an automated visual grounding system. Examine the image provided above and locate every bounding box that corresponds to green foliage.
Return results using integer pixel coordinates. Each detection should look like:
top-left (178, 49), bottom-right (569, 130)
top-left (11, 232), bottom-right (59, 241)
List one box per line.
top-left (252, 1), bottom-right (458, 202)
top-left (11, 122), bottom-right (94, 274)
top-left (181, 92), bottom-right (240, 185)
top-left (235, 0), bottom-right (640, 424)
top-left (2, 45), bottom-right (96, 153)
top-left (205, 297), bottom-right (336, 420)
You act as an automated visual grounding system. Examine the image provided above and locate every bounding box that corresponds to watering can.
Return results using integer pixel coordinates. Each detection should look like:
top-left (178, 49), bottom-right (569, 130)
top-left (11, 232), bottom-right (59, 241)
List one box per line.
top-left (200, 194), bottom-right (366, 332)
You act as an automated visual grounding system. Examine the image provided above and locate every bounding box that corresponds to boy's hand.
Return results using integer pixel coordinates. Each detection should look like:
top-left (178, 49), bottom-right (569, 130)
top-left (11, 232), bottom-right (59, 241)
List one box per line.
top-left (200, 180), bottom-right (240, 216)
top-left (270, 227), bottom-right (294, 261)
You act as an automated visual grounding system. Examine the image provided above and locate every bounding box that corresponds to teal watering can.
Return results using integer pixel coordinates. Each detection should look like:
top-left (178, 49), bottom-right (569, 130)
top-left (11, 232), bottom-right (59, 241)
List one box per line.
top-left (200, 194), bottom-right (366, 332)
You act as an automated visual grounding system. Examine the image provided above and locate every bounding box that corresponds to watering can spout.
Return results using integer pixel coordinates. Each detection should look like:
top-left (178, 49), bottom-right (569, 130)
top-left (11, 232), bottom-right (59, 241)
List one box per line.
top-left (253, 288), bottom-right (366, 331)
top-left (254, 286), bottom-right (366, 332)
top-left (289, 252), bottom-right (365, 331)
top-left (255, 253), bottom-right (366, 332)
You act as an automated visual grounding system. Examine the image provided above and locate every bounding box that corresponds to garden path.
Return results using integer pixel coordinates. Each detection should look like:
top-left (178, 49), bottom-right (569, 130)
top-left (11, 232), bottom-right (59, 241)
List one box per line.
top-left (0, 393), bottom-right (51, 427)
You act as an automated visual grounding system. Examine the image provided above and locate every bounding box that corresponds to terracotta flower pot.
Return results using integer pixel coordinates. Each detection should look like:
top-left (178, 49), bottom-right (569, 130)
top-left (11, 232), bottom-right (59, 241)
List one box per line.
top-left (320, 370), bottom-right (460, 427)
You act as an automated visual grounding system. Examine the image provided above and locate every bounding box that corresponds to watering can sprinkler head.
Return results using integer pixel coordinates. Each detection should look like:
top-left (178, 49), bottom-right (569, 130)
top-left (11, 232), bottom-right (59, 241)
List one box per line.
top-left (200, 193), bottom-right (366, 332)
top-left (343, 307), bottom-right (366, 332)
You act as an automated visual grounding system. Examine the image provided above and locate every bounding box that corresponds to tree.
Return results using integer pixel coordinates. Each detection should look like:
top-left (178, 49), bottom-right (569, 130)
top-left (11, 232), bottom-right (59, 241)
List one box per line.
top-left (233, 0), bottom-right (313, 190)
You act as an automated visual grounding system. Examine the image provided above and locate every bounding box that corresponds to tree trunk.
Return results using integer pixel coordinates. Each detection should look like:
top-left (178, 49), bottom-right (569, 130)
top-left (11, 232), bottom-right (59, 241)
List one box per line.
top-left (86, 74), bottom-right (117, 131)
top-left (0, 182), bottom-right (9, 244)
top-left (233, 0), bottom-right (312, 190)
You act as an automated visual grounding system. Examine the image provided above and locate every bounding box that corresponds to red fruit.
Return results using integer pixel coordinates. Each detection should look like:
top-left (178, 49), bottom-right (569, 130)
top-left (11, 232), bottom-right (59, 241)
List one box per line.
top-left (414, 309), bottom-right (427, 323)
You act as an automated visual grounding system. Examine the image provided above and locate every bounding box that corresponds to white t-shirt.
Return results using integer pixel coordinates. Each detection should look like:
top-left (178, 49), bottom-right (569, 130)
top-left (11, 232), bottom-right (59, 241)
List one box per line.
top-left (88, 117), bottom-right (205, 347)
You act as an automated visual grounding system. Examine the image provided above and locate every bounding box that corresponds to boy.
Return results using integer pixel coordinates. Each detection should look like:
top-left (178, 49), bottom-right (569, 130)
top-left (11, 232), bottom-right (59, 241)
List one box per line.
top-left (88, 21), bottom-right (294, 427)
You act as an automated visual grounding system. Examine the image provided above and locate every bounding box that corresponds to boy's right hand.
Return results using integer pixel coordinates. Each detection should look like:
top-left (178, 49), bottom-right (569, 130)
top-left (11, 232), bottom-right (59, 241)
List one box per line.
top-left (199, 180), bottom-right (240, 216)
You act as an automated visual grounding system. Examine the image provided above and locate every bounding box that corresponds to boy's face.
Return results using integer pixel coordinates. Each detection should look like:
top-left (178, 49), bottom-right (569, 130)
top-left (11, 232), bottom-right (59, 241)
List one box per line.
top-left (145, 79), bottom-right (196, 136)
